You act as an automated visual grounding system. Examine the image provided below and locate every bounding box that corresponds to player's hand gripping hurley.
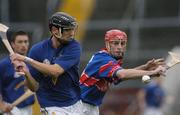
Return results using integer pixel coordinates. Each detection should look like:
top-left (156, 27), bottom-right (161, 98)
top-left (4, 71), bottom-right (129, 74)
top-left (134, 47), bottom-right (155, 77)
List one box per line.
top-left (0, 23), bottom-right (25, 75)
top-left (142, 52), bottom-right (180, 83)
top-left (11, 89), bottom-right (34, 107)
top-left (155, 52), bottom-right (180, 77)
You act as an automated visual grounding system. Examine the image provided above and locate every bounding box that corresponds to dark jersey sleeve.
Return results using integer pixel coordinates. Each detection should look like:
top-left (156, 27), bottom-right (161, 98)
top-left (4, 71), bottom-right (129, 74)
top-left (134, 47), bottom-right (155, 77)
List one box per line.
top-left (53, 41), bottom-right (81, 71)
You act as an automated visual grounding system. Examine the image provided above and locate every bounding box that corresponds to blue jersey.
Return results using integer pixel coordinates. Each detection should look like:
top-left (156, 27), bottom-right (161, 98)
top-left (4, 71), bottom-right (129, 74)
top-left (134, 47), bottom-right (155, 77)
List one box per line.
top-left (28, 38), bottom-right (81, 107)
top-left (0, 57), bottom-right (35, 108)
top-left (80, 49), bottom-right (123, 106)
top-left (145, 81), bottom-right (165, 108)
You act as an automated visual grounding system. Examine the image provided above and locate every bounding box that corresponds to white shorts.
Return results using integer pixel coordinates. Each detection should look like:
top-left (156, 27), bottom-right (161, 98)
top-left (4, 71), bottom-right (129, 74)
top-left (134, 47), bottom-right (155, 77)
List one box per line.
top-left (2, 105), bottom-right (32, 115)
top-left (40, 100), bottom-right (84, 115)
top-left (18, 105), bottom-right (32, 115)
top-left (81, 102), bottom-right (99, 115)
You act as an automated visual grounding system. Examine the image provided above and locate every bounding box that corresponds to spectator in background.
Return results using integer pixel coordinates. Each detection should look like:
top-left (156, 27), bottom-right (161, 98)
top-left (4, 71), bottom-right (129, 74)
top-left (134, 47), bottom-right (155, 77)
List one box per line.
top-left (137, 77), bottom-right (165, 115)
top-left (79, 29), bottom-right (167, 115)
top-left (0, 30), bottom-right (35, 115)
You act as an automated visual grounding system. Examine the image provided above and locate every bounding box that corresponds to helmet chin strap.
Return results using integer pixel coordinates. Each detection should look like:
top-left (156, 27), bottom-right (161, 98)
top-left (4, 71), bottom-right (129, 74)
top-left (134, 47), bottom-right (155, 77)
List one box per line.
top-left (54, 28), bottom-right (62, 39)
top-left (53, 27), bottom-right (75, 44)
top-left (113, 54), bottom-right (123, 60)
top-left (55, 28), bottom-right (71, 44)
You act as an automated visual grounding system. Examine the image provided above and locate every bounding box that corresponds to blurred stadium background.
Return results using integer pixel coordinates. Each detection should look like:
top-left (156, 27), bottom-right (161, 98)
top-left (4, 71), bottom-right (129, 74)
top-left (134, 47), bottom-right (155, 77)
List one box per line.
top-left (0, 0), bottom-right (180, 115)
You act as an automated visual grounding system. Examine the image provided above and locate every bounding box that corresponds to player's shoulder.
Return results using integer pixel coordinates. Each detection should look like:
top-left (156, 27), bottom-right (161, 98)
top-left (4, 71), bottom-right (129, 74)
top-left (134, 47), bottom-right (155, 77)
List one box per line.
top-left (89, 50), bottom-right (117, 66)
top-left (88, 51), bottom-right (111, 65)
top-left (95, 50), bottom-right (113, 60)
top-left (67, 39), bottom-right (81, 47)
top-left (64, 39), bottom-right (81, 51)
top-left (32, 39), bottom-right (48, 48)
top-left (30, 39), bottom-right (49, 52)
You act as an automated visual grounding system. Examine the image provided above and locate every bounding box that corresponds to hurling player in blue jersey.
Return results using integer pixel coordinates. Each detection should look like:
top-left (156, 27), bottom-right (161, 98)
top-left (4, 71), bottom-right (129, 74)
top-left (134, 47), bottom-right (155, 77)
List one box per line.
top-left (137, 77), bottom-right (165, 115)
top-left (0, 31), bottom-right (35, 115)
top-left (10, 12), bottom-right (82, 115)
top-left (79, 29), bottom-right (167, 115)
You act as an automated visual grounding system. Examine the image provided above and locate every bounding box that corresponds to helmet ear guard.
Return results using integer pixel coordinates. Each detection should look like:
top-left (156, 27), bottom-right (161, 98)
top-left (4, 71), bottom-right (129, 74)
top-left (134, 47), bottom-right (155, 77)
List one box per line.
top-left (50, 26), bottom-right (62, 39)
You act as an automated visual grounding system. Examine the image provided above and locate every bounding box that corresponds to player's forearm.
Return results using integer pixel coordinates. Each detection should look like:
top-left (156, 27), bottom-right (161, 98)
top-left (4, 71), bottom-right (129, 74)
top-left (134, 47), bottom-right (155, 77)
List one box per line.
top-left (24, 57), bottom-right (64, 77)
top-left (116, 69), bottom-right (155, 80)
top-left (133, 64), bottom-right (147, 70)
top-left (11, 54), bottom-right (64, 77)
top-left (24, 71), bottom-right (39, 92)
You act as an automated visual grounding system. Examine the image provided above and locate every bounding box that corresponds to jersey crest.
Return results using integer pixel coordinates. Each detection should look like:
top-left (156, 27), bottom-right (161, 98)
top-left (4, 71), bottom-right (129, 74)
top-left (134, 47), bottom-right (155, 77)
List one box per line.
top-left (43, 59), bottom-right (50, 64)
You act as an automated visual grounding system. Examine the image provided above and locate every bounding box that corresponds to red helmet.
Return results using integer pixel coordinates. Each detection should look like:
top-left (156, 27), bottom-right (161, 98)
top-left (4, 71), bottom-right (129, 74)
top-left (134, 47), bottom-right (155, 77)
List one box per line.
top-left (105, 29), bottom-right (127, 41)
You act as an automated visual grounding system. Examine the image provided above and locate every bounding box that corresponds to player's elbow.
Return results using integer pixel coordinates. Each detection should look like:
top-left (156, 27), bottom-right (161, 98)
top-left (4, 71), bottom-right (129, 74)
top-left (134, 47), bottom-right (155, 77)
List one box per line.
top-left (116, 69), bottom-right (129, 81)
top-left (50, 64), bottom-right (64, 77)
top-left (50, 70), bottom-right (63, 78)
top-left (116, 69), bottom-right (126, 79)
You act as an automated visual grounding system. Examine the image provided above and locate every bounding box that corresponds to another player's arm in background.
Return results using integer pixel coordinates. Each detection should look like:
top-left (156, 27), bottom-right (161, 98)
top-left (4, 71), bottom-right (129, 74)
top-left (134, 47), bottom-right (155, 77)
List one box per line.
top-left (24, 70), bottom-right (39, 92)
top-left (0, 63), bottom-right (12, 113)
top-left (116, 65), bottom-right (166, 81)
top-left (12, 61), bottom-right (39, 92)
top-left (21, 62), bottom-right (39, 92)
top-left (0, 69), bottom-right (12, 113)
